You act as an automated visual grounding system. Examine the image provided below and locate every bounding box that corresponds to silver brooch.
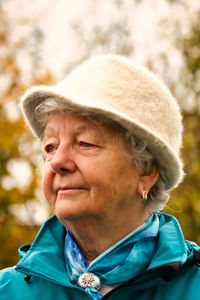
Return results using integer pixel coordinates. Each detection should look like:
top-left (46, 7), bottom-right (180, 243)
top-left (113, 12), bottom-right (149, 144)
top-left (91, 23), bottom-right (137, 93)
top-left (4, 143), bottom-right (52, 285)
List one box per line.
top-left (77, 272), bottom-right (101, 290)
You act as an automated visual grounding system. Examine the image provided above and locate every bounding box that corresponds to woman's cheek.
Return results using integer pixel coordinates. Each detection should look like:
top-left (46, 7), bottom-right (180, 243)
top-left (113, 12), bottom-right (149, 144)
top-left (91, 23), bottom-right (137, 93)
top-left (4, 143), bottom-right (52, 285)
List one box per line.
top-left (43, 168), bottom-right (54, 202)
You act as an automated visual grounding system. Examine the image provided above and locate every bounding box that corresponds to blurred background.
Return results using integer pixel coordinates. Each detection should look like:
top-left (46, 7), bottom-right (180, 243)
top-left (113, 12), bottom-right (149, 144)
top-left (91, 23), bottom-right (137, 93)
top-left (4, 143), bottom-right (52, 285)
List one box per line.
top-left (0, 0), bottom-right (200, 269)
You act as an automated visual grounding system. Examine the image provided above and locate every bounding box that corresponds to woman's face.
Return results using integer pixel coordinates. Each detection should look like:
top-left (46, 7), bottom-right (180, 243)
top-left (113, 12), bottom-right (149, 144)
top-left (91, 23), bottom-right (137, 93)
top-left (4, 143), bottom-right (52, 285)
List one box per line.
top-left (42, 111), bottom-right (141, 224)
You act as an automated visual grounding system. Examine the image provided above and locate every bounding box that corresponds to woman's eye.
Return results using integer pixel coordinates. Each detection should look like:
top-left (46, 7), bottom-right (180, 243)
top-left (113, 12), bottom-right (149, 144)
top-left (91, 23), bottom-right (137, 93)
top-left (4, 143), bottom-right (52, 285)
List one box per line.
top-left (79, 141), bottom-right (94, 148)
top-left (44, 144), bottom-right (55, 153)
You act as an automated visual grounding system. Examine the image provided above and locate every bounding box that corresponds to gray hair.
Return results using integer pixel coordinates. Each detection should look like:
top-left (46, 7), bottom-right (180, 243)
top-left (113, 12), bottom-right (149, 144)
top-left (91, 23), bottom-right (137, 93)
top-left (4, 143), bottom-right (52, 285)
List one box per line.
top-left (35, 97), bottom-right (169, 213)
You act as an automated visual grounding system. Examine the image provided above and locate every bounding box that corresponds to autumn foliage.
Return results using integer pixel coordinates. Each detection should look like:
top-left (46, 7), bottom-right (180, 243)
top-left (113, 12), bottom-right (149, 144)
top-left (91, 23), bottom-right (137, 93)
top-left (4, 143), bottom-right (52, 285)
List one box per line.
top-left (0, 6), bottom-right (200, 269)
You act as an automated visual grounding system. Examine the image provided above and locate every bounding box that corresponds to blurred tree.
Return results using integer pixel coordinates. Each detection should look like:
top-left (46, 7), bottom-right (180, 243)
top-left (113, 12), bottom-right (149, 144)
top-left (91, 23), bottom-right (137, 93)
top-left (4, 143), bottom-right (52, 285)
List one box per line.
top-left (166, 11), bottom-right (200, 243)
top-left (0, 0), bottom-right (200, 270)
top-left (65, 19), bottom-right (134, 75)
top-left (0, 7), bottom-right (53, 269)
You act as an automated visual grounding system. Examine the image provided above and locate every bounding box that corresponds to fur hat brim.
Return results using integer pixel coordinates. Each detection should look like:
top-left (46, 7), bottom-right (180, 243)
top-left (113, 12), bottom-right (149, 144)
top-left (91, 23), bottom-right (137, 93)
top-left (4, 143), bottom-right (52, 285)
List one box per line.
top-left (21, 86), bottom-right (184, 191)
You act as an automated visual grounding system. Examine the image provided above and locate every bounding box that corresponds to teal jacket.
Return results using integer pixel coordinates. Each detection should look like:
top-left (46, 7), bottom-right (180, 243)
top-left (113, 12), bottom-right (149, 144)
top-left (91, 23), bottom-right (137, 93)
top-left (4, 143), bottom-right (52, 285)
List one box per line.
top-left (1, 213), bottom-right (200, 300)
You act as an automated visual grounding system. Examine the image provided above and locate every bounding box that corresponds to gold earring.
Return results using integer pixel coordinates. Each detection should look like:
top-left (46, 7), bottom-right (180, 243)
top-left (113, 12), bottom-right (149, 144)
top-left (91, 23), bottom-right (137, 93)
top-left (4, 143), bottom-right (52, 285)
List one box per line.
top-left (142, 188), bottom-right (148, 204)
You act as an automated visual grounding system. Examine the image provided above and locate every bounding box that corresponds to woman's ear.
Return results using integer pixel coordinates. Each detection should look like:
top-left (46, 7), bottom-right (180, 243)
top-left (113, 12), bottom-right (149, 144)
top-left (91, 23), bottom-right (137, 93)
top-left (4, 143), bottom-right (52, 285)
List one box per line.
top-left (137, 166), bottom-right (159, 196)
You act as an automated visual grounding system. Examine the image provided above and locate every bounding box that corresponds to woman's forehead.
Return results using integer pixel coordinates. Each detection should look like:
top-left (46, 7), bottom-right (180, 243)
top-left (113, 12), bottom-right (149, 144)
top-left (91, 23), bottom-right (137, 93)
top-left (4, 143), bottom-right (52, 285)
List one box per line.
top-left (44, 110), bottom-right (120, 138)
top-left (45, 111), bottom-right (99, 131)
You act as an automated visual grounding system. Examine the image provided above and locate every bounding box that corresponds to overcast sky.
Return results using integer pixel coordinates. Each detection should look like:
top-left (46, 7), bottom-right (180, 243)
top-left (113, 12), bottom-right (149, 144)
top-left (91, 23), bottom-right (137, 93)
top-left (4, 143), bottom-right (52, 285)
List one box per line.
top-left (3, 0), bottom-right (200, 81)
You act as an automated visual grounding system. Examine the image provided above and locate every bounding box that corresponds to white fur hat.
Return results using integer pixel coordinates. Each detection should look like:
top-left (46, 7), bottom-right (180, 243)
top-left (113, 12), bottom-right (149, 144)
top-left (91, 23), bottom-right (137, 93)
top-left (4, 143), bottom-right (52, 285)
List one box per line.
top-left (21, 54), bottom-right (184, 190)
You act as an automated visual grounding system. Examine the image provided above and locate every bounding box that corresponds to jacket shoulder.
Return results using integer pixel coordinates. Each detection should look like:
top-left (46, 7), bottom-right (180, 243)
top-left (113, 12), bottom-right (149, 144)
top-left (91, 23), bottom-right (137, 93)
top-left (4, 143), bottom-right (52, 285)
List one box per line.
top-left (0, 266), bottom-right (17, 282)
top-left (165, 255), bottom-right (200, 300)
top-left (0, 266), bottom-right (25, 299)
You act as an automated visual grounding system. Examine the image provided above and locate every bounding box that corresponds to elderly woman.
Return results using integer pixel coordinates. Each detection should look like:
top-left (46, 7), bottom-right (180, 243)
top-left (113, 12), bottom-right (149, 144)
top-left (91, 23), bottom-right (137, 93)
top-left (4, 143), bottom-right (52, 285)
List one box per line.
top-left (0, 54), bottom-right (200, 300)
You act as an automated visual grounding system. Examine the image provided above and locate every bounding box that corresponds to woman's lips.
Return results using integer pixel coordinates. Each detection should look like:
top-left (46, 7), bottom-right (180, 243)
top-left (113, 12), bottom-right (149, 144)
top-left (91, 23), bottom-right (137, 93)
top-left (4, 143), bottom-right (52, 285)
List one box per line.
top-left (56, 187), bottom-right (88, 195)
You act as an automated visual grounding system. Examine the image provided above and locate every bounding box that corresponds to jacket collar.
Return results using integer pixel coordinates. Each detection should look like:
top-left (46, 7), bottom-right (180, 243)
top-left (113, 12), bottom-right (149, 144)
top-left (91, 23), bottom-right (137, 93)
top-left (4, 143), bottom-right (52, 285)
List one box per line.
top-left (15, 213), bottom-right (195, 287)
top-left (148, 213), bottom-right (188, 269)
top-left (16, 215), bottom-right (71, 287)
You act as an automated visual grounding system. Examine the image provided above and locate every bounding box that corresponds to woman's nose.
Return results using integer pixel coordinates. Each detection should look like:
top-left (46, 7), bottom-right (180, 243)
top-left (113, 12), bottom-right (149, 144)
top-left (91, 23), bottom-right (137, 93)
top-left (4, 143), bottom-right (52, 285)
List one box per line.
top-left (50, 146), bottom-right (76, 174)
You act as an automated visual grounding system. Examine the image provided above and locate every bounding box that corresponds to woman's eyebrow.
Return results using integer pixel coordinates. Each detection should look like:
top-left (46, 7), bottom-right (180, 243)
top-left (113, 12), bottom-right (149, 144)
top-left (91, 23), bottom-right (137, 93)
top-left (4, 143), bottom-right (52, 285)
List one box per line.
top-left (74, 124), bottom-right (94, 132)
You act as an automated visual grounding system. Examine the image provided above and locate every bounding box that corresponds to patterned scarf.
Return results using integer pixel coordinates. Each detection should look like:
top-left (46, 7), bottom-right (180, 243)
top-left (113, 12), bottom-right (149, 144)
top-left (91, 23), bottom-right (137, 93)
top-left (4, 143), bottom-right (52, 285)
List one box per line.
top-left (65, 214), bottom-right (159, 300)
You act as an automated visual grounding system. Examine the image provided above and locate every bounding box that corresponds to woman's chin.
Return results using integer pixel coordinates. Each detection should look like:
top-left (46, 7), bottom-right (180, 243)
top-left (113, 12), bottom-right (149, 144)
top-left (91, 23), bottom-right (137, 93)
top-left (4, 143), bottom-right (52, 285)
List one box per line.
top-left (54, 201), bottom-right (86, 222)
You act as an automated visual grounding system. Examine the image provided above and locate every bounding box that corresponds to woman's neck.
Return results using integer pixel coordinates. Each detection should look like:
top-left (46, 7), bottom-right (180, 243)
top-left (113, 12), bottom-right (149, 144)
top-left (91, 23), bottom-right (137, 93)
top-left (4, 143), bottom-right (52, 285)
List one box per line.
top-left (60, 210), bottom-right (149, 264)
